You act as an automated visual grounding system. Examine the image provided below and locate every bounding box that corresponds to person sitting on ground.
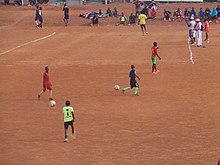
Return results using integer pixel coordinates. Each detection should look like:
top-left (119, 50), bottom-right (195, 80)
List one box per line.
top-left (175, 8), bottom-right (182, 21)
top-left (148, 8), bottom-right (156, 19)
top-left (98, 9), bottom-right (102, 16)
top-left (91, 13), bottom-right (99, 26)
top-left (128, 13), bottom-right (136, 25)
top-left (116, 12), bottom-right (126, 25)
top-left (183, 8), bottom-right (190, 20)
top-left (164, 9), bottom-right (171, 21)
top-left (190, 7), bottom-right (196, 17)
top-left (198, 8), bottom-right (204, 20)
top-left (113, 7), bottom-right (118, 17)
top-left (106, 7), bottom-right (112, 17)
top-left (204, 7), bottom-right (211, 21)
top-left (217, 5), bottom-right (220, 22)
top-left (210, 8), bottom-right (218, 22)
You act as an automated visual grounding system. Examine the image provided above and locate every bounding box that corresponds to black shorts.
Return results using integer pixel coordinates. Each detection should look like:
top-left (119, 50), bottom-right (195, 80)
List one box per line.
top-left (64, 14), bottom-right (69, 19)
top-left (130, 79), bottom-right (139, 89)
top-left (64, 120), bottom-right (73, 130)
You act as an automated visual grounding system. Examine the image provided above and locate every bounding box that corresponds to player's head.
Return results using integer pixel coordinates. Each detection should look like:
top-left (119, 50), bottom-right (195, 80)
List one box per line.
top-left (65, 100), bottom-right (70, 106)
top-left (131, 64), bottom-right (135, 69)
top-left (45, 66), bottom-right (49, 72)
top-left (153, 42), bottom-right (157, 47)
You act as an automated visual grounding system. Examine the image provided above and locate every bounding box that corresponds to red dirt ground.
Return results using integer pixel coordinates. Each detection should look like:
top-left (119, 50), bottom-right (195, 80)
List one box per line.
top-left (0, 2), bottom-right (220, 165)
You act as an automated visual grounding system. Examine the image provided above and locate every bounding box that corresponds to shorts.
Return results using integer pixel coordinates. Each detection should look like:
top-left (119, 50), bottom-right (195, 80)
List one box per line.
top-left (130, 79), bottom-right (139, 89)
top-left (189, 29), bottom-right (194, 37)
top-left (44, 82), bottom-right (52, 90)
top-left (64, 120), bottom-right (73, 130)
top-left (140, 24), bottom-right (146, 29)
top-left (152, 57), bottom-right (156, 65)
top-left (64, 14), bottom-right (69, 19)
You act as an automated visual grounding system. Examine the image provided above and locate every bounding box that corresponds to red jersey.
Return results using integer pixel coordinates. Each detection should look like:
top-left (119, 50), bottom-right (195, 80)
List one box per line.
top-left (43, 72), bottom-right (52, 89)
top-left (151, 46), bottom-right (158, 57)
top-left (204, 21), bottom-right (209, 32)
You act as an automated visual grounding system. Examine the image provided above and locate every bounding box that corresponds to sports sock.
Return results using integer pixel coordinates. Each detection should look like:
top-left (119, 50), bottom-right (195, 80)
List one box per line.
top-left (134, 87), bottom-right (139, 95)
top-left (123, 87), bottom-right (130, 91)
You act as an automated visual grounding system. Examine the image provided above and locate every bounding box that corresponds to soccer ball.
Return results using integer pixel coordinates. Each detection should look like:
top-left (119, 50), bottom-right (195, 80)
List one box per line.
top-left (114, 85), bottom-right (120, 90)
top-left (49, 100), bottom-right (56, 107)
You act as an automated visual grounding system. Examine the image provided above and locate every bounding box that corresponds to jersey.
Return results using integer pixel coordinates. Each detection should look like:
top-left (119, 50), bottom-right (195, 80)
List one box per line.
top-left (43, 72), bottom-right (52, 89)
top-left (63, 106), bottom-right (74, 122)
top-left (189, 20), bottom-right (195, 30)
top-left (120, 16), bottom-right (126, 22)
top-left (151, 46), bottom-right (158, 58)
top-left (63, 7), bottom-right (69, 15)
top-left (138, 14), bottom-right (147, 25)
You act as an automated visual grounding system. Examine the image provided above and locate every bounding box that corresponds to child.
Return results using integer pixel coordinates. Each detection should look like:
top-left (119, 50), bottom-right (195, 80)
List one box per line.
top-left (63, 5), bottom-right (69, 26)
top-left (138, 11), bottom-right (148, 35)
top-left (204, 19), bottom-right (209, 42)
top-left (118, 12), bottom-right (126, 25)
top-left (38, 66), bottom-right (53, 100)
top-left (63, 100), bottom-right (75, 142)
top-left (91, 13), bottom-right (99, 26)
top-left (151, 42), bottom-right (161, 74)
top-left (122, 65), bottom-right (140, 96)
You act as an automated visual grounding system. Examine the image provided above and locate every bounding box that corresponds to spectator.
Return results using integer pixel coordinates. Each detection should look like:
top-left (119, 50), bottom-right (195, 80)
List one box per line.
top-left (113, 7), bottom-right (118, 17)
top-left (199, 8), bottom-right (204, 20)
top-left (128, 13), bottom-right (136, 25)
top-left (164, 9), bottom-right (171, 21)
top-left (210, 8), bottom-right (218, 22)
top-left (183, 8), bottom-right (190, 20)
top-left (106, 7), bottom-right (112, 17)
top-left (204, 7), bottom-right (211, 21)
top-left (117, 12), bottom-right (126, 25)
top-left (91, 13), bottom-right (99, 26)
top-left (149, 8), bottom-right (156, 19)
top-left (190, 7), bottom-right (196, 17)
top-left (133, 0), bottom-right (141, 18)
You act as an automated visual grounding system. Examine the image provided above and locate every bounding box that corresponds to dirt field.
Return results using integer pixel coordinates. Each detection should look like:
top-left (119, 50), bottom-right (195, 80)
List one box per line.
top-left (0, 2), bottom-right (220, 165)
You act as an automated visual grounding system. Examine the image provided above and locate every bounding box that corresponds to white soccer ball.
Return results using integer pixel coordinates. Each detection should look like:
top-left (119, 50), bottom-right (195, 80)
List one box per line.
top-left (49, 100), bottom-right (56, 107)
top-left (114, 85), bottom-right (120, 90)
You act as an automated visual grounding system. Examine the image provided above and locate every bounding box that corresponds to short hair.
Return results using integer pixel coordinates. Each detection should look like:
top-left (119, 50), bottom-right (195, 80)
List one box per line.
top-left (65, 100), bottom-right (70, 106)
top-left (153, 42), bottom-right (157, 46)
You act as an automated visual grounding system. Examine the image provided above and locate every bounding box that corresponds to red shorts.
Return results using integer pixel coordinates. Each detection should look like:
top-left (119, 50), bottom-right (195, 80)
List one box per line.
top-left (44, 82), bottom-right (52, 90)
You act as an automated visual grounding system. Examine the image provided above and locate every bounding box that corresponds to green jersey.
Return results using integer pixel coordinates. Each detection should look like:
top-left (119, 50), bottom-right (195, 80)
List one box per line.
top-left (63, 106), bottom-right (74, 122)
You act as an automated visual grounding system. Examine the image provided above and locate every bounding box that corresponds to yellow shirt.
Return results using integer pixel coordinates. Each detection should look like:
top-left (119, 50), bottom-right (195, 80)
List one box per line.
top-left (138, 14), bottom-right (147, 24)
top-left (63, 106), bottom-right (74, 122)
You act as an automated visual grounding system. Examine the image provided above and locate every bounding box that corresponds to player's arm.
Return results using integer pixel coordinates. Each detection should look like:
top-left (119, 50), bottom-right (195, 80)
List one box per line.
top-left (135, 71), bottom-right (140, 80)
top-left (156, 52), bottom-right (161, 60)
top-left (72, 112), bottom-right (75, 122)
top-left (43, 74), bottom-right (46, 87)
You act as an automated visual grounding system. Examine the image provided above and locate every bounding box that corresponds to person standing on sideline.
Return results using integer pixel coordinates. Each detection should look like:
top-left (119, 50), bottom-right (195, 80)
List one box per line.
top-left (122, 65), bottom-right (140, 96)
top-left (63, 100), bottom-right (75, 142)
top-left (35, 5), bottom-right (40, 27)
top-left (138, 11), bottom-right (148, 36)
top-left (194, 18), bottom-right (205, 48)
top-left (38, 66), bottom-right (53, 100)
top-left (186, 16), bottom-right (195, 44)
top-left (63, 4), bottom-right (69, 26)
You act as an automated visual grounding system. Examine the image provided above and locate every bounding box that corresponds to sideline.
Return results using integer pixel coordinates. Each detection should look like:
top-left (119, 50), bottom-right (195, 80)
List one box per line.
top-left (0, 32), bottom-right (56, 56)
top-left (187, 38), bottom-right (194, 64)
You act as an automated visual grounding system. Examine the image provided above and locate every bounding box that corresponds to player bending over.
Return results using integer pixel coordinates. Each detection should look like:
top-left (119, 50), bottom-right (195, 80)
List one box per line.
top-left (151, 42), bottom-right (161, 74)
top-left (63, 100), bottom-right (75, 142)
top-left (38, 66), bottom-right (53, 100)
top-left (122, 65), bottom-right (140, 96)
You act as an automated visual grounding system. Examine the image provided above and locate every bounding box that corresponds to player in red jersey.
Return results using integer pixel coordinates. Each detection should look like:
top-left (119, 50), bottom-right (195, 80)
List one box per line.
top-left (151, 42), bottom-right (161, 74)
top-left (38, 66), bottom-right (53, 100)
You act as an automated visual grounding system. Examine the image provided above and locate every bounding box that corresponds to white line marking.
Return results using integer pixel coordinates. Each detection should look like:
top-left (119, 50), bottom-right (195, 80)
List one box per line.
top-left (0, 32), bottom-right (56, 56)
top-left (187, 37), bottom-right (194, 64)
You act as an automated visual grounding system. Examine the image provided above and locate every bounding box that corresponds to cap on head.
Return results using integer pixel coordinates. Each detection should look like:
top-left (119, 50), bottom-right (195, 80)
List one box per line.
top-left (190, 16), bottom-right (194, 20)
top-left (131, 64), bottom-right (135, 69)
top-left (196, 18), bottom-right (200, 22)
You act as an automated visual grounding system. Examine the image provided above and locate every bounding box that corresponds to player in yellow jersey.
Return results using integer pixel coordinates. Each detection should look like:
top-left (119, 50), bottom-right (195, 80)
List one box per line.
top-left (138, 11), bottom-right (148, 36)
top-left (63, 100), bottom-right (75, 142)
